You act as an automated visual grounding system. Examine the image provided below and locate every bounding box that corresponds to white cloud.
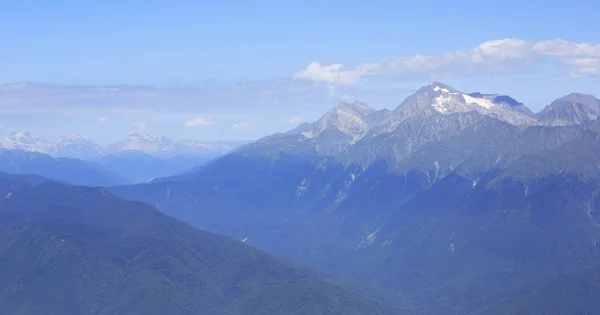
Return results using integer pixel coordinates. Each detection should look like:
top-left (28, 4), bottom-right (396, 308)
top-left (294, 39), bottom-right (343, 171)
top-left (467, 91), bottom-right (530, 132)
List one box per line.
top-left (327, 85), bottom-right (354, 102)
top-left (569, 67), bottom-right (600, 78)
top-left (99, 116), bottom-right (107, 122)
top-left (284, 117), bottom-right (304, 125)
top-left (532, 39), bottom-right (600, 57)
top-left (292, 38), bottom-right (600, 85)
top-left (231, 122), bottom-right (250, 131)
top-left (185, 116), bottom-right (215, 127)
top-left (561, 57), bottom-right (600, 68)
top-left (292, 62), bottom-right (367, 85)
top-left (134, 122), bottom-right (147, 130)
top-left (0, 80), bottom-right (350, 120)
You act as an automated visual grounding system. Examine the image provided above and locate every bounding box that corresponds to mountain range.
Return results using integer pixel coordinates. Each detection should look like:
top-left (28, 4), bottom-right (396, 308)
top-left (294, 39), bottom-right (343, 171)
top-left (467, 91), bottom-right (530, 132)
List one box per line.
top-left (0, 173), bottom-right (408, 315)
top-left (0, 131), bottom-right (248, 159)
top-left (0, 149), bottom-right (126, 186)
top-left (249, 82), bottom-right (598, 159)
top-left (111, 82), bottom-right (600, 314)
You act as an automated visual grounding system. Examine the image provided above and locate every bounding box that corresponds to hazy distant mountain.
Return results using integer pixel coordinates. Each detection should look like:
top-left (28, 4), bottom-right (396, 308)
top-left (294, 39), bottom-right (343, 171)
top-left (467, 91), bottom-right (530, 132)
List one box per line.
top-left (54, 134), bottom-right (104, 159)
top-left (95, 151), bottom-right (212, 183)
top-left (113, 82), bottom-right (600, 314)
top-left (105, 132), bottom-right (247, 157)
top-left (0, 174), bottom-right (408, 315)
top-left (0, 131), bottom-right (248, 159)
top-left (0, 149), bottom-right (126, 186)
top-left (104, 132), bottom-right (179, 155)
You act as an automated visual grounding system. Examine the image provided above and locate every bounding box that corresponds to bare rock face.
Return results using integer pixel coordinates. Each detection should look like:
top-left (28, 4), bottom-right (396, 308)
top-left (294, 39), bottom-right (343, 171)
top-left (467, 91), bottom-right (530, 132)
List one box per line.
top-left (537, 93), bottom-right (600, 126)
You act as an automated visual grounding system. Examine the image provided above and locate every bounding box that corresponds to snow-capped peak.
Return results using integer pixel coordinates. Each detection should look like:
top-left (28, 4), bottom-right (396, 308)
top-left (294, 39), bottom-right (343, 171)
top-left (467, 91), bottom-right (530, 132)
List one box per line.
top-left (11, 131), bottom-right (35, 141)
top-left (393, 82), bottom-right (536, 125)
top-left (5, 131), bottom-right (46, 145)
top-left (1, 131), bottom-right (53, 154)
top-left (112, 133), bottom-right (176, 153)
top-left (1, 131), bottom-right (244, 158)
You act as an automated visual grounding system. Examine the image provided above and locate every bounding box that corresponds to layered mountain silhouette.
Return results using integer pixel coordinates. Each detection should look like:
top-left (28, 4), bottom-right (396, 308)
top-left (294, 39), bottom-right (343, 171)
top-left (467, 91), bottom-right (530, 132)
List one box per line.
top-left (0, 173), bottom-right (408, 315)
top-left (94, 151), bottom-right (212, 183)
top-left (0, 134), bottom-right (227, 184)
top-left (113, 82), bottom-right (600, 314)
top-left (0, 131), bottom-right (247, 158)
top-left (0, 149), bottom-right (127, 186)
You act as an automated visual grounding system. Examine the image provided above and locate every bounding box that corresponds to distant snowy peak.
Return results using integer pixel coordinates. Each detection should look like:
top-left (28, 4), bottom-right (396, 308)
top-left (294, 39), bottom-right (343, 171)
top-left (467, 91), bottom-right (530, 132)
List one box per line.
top-left (112, 132), bottom-right (177, 153)
top-left (54, 134), bottom-right (103, 159)
top-left (0, 131), bottom-right (245, 158)
top-left (1, 131), bottom-right (55, 154)
top-left (109, 132), bottom-right (245, 156)
top-left (0, 131), bottom-right (103, 158)
top-left (8, 131), bottom-right (40, 145)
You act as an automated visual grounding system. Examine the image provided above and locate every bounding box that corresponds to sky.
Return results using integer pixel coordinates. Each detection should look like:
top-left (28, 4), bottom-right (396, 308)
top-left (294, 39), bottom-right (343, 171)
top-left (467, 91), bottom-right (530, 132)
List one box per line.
top-left (1, 0), bottom-right (599, 143)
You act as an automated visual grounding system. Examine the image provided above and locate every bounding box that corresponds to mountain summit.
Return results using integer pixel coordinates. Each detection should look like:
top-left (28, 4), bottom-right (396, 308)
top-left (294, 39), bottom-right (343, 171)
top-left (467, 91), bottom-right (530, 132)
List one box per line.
top-left (393, 82), bottom-right (536, 125)
top-left (301, 101), bottom-right (376, 142)
top-left (107, 132), bottom-right (178, 155)
top-left (538, 93), bottom-right (600, 126)
top-left (1, 131), bottom-right (54, 154)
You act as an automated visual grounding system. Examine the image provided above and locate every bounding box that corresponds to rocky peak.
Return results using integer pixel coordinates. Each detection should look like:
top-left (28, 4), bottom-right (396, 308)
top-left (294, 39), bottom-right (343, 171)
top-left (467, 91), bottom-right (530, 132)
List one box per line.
top-left (394, 82), bottom-right (466, 117)
top-left (538, 93), bottom-right (600, 126)
top-left (1, 131), bottom-right (54, 154)
top-left (390, 82), bottom-right (536, 125)
top-left (302, 101), bottom-right (377, 142)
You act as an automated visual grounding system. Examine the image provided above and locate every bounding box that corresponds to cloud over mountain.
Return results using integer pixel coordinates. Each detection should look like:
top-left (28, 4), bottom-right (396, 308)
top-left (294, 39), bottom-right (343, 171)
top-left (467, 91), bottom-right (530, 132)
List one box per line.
top-left (293, 38), bottom-right (600, 85)
top-left (185, 116), bottom-right (215, 127)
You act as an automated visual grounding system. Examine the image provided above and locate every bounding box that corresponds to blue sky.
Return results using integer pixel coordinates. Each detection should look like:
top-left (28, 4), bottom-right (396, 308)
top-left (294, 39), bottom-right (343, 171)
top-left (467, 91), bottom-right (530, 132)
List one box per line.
top-left (1, 0), bottom-right (599, 142)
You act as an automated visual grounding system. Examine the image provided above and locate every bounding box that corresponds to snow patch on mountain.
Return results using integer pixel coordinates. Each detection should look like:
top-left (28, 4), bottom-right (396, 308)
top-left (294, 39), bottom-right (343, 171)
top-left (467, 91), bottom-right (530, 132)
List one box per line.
top-left (433, 86), bottom-right (450, 94)
top-left (433, 93), bottom-right (453, 113)
top-left (357, 227), bottom-right (382, 249)
top-left (462, 94), bottom-right (495, 109)
top-left (412, 84), bottom-right (537, 125)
